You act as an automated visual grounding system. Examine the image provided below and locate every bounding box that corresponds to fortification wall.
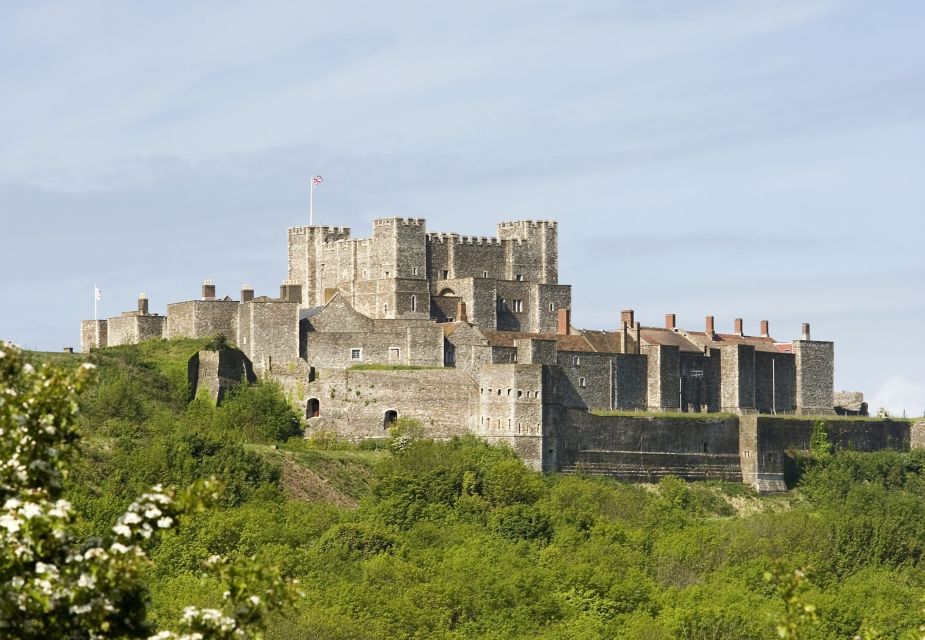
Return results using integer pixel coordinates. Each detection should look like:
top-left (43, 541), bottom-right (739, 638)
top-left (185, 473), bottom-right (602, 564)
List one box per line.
top-left (739, 416), bottom-right (913, 492)
top-left (550, 352), bottom-right (612, 410)
top-left (238, 301), bottom-right (299, 374)
top-left (476, 363), bottom-right (546, 470)
top-left (642, 344), bottom-right (680, 410)
top-left (720, 344), bottom-right (755, 413)
top-left (301, 367), bottom-right (478, 439)
top-left (613, 354), bottom-right (647, 410)
top-left (554, 411), bottom-right (742, 482)
top-left (533, 285), bottom-right (571, 333)
top-left (305, 324), bottom-right (443, 368)
top-left (189, 348), bottom-right (255, 404)
top-left (106, 315), bottom-right (166, 346)
top-left (167, 300), bottom-right (239, 345)
top-left (794, 340), bottom-right (835, 414)
top-left (80, 320), bottom-right (107, 352)
top-left (755, 351), bottom-right (796, 414)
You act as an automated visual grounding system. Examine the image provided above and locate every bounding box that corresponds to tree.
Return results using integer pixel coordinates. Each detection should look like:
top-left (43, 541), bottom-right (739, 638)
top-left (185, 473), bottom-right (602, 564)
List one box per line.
top-left (0, 342), bottom-right (297, 639)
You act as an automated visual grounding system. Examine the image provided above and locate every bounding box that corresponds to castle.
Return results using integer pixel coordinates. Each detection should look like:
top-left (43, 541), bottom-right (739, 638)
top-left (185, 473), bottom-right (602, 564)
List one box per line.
top-left (84, 217), bottom-right (921, 491)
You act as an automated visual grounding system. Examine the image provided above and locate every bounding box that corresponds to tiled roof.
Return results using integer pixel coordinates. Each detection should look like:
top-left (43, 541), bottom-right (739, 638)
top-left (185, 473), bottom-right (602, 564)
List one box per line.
top-left (482, 330), bottom-right (616, 354)
top-left (639, 327), bottom-right (702, 353)
top-left (685, 331), bottom-right (781, 353)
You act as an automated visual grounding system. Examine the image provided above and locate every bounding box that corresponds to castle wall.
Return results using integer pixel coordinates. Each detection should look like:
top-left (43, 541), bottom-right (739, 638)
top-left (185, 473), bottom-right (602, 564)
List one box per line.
top-left (554, 411), bottom-right (742, 482)
top-left (189, 348), bottom-right (255, 404)
top-left (305, 323), bottom-right (443, 368)
top-left (642, 344), bottom-right (680, 410)
top-left (106, 315), bottom-right (166, 346)
top-left (301, 368), bottom-right (478, 439)
top-left (475, 364), bottom-right (546, 470)
top-left (794, 340), bottom-right (835, 414)
top-left (80, 320), bottom-right (107, 352)
top-left (739, 416), bottom-right (913, 492)
top-left (237, 301), bottom-right (300, 374)
top-left (613, 353), bottom-right (647, 410)
top-left (720, 344), bottom-right (756, 413)
top-left (533, 285), bottom-right (571, 333)
top-left (754, 351), bottom-right (796, 414)
top-left (551, 352), bottom-right (613, 410)
top-left (703, 348), bottom-right (721, 412)
top-left (497, 220), bottom-right (558, 284)
top-left (166, 300), bottom-right (239, 345)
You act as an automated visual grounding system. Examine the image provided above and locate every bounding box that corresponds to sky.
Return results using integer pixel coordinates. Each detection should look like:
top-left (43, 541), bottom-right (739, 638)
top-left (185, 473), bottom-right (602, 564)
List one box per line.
top-left (1, 0), bottom-right (923, 415)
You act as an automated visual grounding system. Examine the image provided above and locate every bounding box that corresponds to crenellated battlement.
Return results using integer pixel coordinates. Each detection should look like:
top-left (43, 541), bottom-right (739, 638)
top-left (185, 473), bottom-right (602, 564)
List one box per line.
top-left (374, 217), bottom-right (426, 227)
top-left (289, 225), bottom-right (351, 236)
top-left (426, 233), bottom-right (502, 246)
top-left (498, 220), bottom-right (557, 230)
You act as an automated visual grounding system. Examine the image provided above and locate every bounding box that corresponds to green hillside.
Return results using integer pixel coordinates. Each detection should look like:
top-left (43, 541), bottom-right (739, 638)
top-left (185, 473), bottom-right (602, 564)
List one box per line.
top-left (25, 341), bottom-right (925, 638)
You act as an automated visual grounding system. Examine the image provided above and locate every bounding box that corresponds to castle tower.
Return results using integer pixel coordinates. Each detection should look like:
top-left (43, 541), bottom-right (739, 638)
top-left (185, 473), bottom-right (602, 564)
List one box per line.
top-left (496, 220), bottom-right (558, 284)
top-left (793, 323), bottom-right (835, 415)
top-left (287, 225), bottom-right (351, 308)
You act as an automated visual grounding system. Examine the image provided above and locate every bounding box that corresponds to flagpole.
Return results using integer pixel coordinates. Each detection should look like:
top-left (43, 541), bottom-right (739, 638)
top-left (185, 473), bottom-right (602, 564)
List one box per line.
top-left (94, 285), bottom-right (97, 321)
top-left (310, 181), bottom-right (314, 226)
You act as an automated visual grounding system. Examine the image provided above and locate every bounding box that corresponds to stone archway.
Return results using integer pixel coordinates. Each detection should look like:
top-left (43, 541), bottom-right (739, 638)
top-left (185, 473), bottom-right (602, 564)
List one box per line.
top-left (306, 398), bottom-right (320, 418)
top-left (383, 409), bottom-right (398, 430)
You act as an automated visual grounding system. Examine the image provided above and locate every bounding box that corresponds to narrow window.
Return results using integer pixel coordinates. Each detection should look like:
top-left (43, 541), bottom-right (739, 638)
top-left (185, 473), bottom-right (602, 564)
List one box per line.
top-left (389, 347), bottom-right (401, 360)
top-left (363, 269), bottom-right (369, 279)
top-left (572, 355), bottom-right (580, 366)
top-left (383, 303), bottom-right (389, 314)
top-left (482, 270), bottom-right (489, 278)
top-left (412, 266), bottom-right (419, 275)
top-left (515, 274), bottom-right (523, 281)
top-left (579, 377), bottom-right (587, 388)
top-left (702, 442), bottom-right (710, 453)
top-left (513, 299), bottom-right (523, 313)
top-left (548, 302), bottom-right (555, 312)
top-left (510, 353), bottom-right (517, 363)
top-left (517, 390), bottom-right (523, 398)
top-left (411, 295), bottom-right (417, 312)
top-left (442, 270), bottom-right (449, 279)
top-left (350, 348), bottom-right (363, 361)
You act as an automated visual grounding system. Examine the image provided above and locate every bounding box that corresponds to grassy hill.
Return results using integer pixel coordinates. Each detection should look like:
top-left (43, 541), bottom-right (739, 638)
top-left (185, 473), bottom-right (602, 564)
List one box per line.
top-left (27, 340), bottom-right (925, 639)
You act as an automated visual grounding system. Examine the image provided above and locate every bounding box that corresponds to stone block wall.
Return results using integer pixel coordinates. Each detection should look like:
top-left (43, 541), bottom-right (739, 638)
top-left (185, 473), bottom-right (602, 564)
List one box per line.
top-left (167, 300), bottom-right (239, 345)
top-left (613, 353), bottom-right (647, 410)
top-left (740, 416), bottom-right (912, 491)
top-left (475, 363), bottom-right (546, 469)
top-left (189, 348), bottom-right (256, 404)
top-left (80, 320), bottom-right (107, 352)
top-left (551, 351), bottom-right (613, 410)
top-left (794, 340), bottom-right (835, 414)
top-left (238, 301), bottom-right (300, 374)
top-left (555, 411), bottom-right (742, 482)
top-left (755, 351), bottom-right (796, 414)
top-left (302, 367), bottom-right (478, 439)
top-left (642, 344), bottom-right (680, 410)
top-left (106, 315), bottom-right (166, 346)
top-left (720, 344), bottom-right (756, 413)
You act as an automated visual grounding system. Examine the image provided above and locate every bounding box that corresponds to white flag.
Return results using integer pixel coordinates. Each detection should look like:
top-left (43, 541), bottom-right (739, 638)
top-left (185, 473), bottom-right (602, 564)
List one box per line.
top-left (95, 287), bottom-right (102, 301)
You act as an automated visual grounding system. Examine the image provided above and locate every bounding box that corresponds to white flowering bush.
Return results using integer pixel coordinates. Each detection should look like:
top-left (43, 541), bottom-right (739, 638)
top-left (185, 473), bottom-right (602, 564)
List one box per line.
top-left (0, 343), bottom-right (297, 639)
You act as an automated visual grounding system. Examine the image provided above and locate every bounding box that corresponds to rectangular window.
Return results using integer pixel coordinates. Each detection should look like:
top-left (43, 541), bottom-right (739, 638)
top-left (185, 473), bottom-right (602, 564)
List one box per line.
top-left (579, 377), bottom-right (587, 388)
top-left (411, 295), bottom-right (417, 312)
top-left (510, 353), bottom-right (517, 363)
top-left (350, 348), bottom-right (363, 361)
top-left (442, 270), bottom-right (449, 279)
top-left (515, 274), bottom-right (523, 281)
top-left (482, 270), bottom-right (488, 278)
top-left (389, 347), bottom-right (400, 360)
top-left (548, 302), bottom-right (555, 312)
top-left (572, 355), bottom-right (580, 366)
top-left (513, 299), bottom-right (523, 313)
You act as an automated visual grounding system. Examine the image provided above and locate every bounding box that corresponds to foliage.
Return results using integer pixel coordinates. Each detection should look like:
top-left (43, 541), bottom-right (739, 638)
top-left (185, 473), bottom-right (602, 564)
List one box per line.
top-left (0, 341), bottom-right (296, 638)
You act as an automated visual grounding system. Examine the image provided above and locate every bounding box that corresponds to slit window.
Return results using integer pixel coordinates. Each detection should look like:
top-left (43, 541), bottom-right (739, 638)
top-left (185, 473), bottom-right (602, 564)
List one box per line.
top-left (411, 295), bottom-right (417, 312)
top-left (572, 355), bottom-right (580, 366)
top-left (579, 377), bottom-right (587, 388)
top-left (512, 299), bottom-right (523, 313)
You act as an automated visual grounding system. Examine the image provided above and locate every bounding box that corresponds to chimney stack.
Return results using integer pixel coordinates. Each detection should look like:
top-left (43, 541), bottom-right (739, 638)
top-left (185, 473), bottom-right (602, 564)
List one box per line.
top-left (760, 320), bottom-right (769, 337)
top-left (279, 280), bottom-right (302, 304)
top-left (734, 318), bottom-right (744, 336)
top-left (801, 322), bottom-right (811, 341)
top-left (241, 284), bottom-right (254, 303)
top-left (620, 309), bottom-right (635, 328)
top-left (556, 308), bottom-right (570, 335)
top-left (138, 292), bottom-right (148, 315)
top-left (202, 279), bottom-right (216, 300)
top-left (665, 313), bottom-right (676, 330)
top-left (705, 315), bottom-right (715, 337)
top-left (456, 300), bottom-right (468, 323)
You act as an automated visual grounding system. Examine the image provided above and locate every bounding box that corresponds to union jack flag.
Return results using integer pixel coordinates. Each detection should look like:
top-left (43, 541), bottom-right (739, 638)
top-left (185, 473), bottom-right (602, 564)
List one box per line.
top-left (312, 175), bottom-right (323, 186)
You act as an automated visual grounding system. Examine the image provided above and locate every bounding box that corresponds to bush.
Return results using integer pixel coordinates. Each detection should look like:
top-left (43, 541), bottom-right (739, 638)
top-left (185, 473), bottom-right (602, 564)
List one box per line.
top-left (213, 382), bottom-right (301, 443)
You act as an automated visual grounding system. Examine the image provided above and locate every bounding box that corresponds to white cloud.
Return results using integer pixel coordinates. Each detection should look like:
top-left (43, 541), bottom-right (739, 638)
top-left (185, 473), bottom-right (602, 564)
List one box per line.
top-left (868, 376), bottom-right (925, 419)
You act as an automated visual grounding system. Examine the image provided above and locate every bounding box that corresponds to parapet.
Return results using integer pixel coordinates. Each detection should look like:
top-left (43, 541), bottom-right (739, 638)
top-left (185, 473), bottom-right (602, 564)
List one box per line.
top-left (497, 220), bottom-right (558, 230)
top-left (374, 217), bottom-right (426, 227)
top-left (426, 232), bottom-right (502, 246)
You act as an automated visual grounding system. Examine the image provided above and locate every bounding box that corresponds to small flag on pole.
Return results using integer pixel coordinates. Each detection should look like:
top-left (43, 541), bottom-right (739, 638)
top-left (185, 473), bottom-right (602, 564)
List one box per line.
top-left (312, 175), bottom-right (323, 186)
top-left (95, 287), bottom-right (102, 301)
top-left (310, 175), bottom-right (323, 224)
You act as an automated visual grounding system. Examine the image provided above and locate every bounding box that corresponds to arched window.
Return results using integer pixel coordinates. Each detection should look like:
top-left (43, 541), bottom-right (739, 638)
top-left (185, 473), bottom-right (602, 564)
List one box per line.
top-left (383, 410), bottom-right (398, 429)
top-left (306, 398), bottom-right (320, 418)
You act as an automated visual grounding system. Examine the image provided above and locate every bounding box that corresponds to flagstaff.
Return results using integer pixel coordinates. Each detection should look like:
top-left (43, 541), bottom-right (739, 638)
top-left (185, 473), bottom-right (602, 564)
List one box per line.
top-left (310, 175), bottom-right (323, 225)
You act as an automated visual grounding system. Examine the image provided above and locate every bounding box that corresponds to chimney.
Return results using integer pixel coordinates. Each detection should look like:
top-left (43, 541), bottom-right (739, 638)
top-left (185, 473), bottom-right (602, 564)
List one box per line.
top-left (760, 320), bottom-right (769, 337)
top-left (456, 300), bottom-right (468, 323)
top-left (734, 318), bottom-right (743, 336)
top-left (202, 279), bottom-right (216, 300)
top-left (620, 309), bottom-right (634, 327)
top-left (279, 281), bottom-right (302, 304)
top-left (705, 315), bottom-right (715, 337)
top-left (138, 292), bottom-right (149, 315)
top-left (556, 308), bottom-right (571, 335)
top-left (665, 313), bottom-right (676, 330)
top-left (241, 284), bottom-right (254, 303)
top-left (801, 322), bottom-right (811, 341)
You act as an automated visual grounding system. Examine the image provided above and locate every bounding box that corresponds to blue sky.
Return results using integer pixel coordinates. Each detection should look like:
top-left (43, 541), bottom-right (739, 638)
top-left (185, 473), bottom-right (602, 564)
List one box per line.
top-left (1, 0), bottom-right (923, 415)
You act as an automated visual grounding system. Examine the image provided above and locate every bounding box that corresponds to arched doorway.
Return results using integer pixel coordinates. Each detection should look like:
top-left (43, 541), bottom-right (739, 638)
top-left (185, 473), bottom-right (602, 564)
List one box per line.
top-left (306, 398), bottom-right (320, 418)
top-left (383, 409), bottom-right (398, 430)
